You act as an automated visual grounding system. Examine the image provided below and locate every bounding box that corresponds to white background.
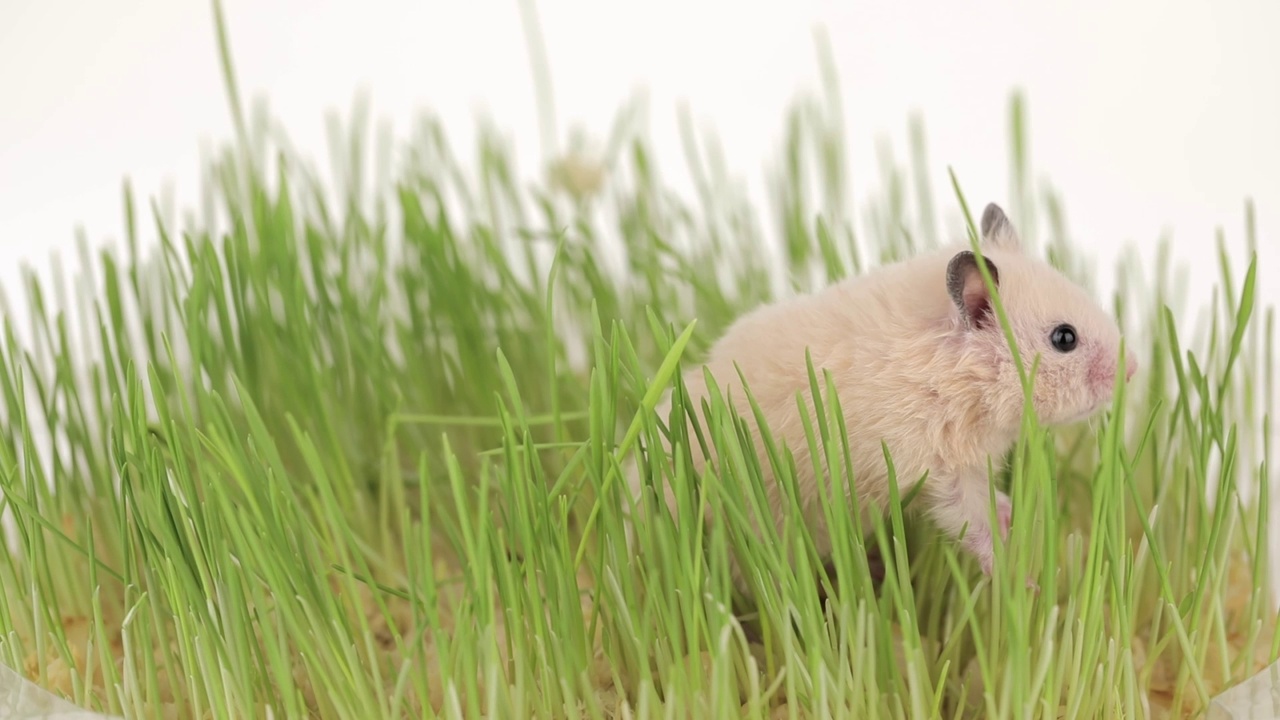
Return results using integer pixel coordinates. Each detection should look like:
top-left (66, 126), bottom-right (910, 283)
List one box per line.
top-left (2, 1), bottom-right (1278, 461)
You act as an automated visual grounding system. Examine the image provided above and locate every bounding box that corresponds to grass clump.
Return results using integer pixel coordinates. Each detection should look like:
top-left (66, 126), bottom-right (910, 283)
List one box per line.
top-left (0, 14), bottom-right (1275, 720)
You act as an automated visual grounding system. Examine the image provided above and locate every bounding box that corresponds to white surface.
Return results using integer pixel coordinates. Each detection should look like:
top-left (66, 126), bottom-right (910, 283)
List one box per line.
top-left (0, 664), bottom-right (117, 719)
top-left (3, 0), bottom-right (1278, 298)
top-left (2, 1), bottom-right (1278, 293)
top-left (1209, 659), bottom-right (1280, 720)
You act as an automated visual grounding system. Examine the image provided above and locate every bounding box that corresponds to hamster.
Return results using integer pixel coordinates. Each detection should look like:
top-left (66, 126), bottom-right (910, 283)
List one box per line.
top-left (625, 203), bottom-right (1136, 592)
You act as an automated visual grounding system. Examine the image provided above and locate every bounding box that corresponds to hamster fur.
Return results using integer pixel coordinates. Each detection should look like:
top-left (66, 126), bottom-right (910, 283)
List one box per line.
top-left (624, 203), bottom-right (1137, 592)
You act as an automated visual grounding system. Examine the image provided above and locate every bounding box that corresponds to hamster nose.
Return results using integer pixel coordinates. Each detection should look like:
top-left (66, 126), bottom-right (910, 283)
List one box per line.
top-left (1125, 353), bottom-right (1138, 381)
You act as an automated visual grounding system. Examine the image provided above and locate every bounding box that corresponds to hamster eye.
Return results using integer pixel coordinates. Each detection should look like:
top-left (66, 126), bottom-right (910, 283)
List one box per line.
top-left (1050, 324), bottom-right (1078, 352)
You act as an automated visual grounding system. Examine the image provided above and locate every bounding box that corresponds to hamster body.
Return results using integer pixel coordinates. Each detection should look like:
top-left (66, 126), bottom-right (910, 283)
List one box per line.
top-left (626, 203), bottom-right (1136, 591)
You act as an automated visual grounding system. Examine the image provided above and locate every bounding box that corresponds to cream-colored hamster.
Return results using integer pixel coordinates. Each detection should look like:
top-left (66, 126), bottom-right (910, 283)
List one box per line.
top-left (626, 203), bottom-right (1136, 591)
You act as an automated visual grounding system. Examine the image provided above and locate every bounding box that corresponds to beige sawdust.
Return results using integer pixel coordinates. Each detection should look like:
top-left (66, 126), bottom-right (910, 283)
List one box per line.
top-left (15, 542), bottom-right (1276, 718)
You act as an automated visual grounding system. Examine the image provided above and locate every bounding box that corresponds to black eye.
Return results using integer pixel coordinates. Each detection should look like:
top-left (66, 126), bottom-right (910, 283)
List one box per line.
top-left (1050, 324), bottom-right (1078, 352)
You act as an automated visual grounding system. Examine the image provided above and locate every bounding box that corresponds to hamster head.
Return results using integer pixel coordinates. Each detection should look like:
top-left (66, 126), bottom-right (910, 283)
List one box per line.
top-left (946, 203), bottom-right (1137, 428)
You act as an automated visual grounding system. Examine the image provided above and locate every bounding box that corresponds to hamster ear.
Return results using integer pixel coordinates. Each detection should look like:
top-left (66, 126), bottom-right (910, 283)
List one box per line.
top-left (980, 203), bottom-right (1021, 251)
top-left (946, 250), bottom-right (1001, 330)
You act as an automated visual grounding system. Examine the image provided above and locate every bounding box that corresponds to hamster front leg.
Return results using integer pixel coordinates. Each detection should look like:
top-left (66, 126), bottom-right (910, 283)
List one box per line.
top-left (923, 471), bottom-right (1012, 576)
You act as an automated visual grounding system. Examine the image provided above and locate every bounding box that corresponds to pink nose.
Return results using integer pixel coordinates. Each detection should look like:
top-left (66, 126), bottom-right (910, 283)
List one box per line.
top-left (1125, 353), bottom-right (1138, 381)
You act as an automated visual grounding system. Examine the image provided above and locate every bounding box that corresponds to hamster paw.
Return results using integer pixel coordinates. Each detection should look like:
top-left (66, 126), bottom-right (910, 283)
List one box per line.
top-left (996, 492), bottom-right (1013, 541)
top-left (973, 544), bottom-right (995, 577)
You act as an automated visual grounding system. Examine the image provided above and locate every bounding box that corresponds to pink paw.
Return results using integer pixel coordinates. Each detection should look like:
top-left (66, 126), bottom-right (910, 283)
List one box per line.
top-left (996, 493), bottom-right (1013, 540)
top-left (966, 530), bottom-right (996, 576)
top-left (977, 551), bottom-right (994, 577)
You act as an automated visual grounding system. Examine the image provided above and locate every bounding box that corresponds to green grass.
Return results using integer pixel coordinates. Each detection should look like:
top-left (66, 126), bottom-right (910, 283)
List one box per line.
top-left (0, 9), bottom-right (1275, 719)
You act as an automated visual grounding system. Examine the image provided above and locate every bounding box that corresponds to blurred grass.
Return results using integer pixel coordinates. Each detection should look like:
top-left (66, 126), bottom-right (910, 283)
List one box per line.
top-left (0, 7), bottom-right (1275, 720)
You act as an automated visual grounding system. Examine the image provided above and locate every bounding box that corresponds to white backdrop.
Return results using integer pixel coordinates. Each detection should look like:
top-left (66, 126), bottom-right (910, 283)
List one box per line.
top-left (1, 0), bottom-right (1278, 457)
